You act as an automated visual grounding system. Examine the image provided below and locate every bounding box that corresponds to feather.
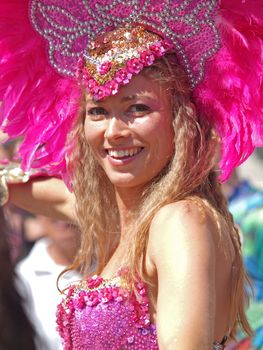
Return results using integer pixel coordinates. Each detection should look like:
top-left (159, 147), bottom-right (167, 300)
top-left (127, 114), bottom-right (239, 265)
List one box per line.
top-left (195, 0), bottom-right (263, 181)
top-left (0, 0), bottom-right (263, 183)
top-left (0, 0), bottom-right (81, 181)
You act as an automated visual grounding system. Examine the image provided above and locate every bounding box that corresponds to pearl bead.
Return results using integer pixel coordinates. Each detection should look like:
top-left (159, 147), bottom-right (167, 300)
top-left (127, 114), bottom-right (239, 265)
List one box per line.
top-left (30, 0), bottom-right (220, 88)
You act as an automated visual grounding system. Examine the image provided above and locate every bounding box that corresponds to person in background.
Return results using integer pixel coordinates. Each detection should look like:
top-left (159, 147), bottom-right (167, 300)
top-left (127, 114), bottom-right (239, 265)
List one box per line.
top-left (225, 153), bottom-right (263, 350)
top-left (0, 139), bottom-right (36, 262)
top-left (16, 216), bottom-right (81, 350)
top-left (0, 204), bottom-right (36, 350)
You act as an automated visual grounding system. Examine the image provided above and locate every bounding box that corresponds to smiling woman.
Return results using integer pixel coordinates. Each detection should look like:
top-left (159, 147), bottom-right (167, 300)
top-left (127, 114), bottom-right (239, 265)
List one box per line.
top-left (64, 53), bottom-right (250, 349)
top-left (1, 1), bottom-right (263, 350)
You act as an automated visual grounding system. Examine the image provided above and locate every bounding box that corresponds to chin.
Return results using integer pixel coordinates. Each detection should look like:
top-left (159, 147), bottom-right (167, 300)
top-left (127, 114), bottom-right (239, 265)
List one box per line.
top-left (107, 173), bottom-right (147, 189)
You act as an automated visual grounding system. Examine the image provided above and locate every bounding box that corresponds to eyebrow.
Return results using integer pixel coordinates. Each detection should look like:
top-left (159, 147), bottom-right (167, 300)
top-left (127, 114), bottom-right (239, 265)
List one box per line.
top-left (121, 92), bottom-right (157, 102)
top-left (86, 96), bottom-right (136, 105)
top-left (120, 95), bottom-right (137, 102)
top-left (87, 92), bottom-right (153, 105)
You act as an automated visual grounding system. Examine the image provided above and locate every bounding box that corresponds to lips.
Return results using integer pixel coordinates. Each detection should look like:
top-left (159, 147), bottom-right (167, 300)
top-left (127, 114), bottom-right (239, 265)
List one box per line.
top-left (104, 147), bottom-right (144, 167)
top-left (106, 147), bottom-right (143, 159)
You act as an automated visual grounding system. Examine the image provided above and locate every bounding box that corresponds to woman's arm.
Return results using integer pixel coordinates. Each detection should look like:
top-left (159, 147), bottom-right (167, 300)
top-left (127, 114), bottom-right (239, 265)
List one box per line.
top-left (148, 200), bottom-right (217, 350)
top-left (8, 177), bottom-right (76, 223)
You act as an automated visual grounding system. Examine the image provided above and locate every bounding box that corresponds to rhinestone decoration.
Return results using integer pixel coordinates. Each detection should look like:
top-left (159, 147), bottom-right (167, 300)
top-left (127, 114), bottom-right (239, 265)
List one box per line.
top-left (77, 26), bottom-right (172, 100)
top-left (30, 0), bottom-right (220, 91)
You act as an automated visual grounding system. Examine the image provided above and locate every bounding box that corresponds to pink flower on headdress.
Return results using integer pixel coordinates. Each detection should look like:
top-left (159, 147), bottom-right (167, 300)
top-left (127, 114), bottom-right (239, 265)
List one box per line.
top-left (97, 61), bottom-right (112, 75)
top-left (140, 50), bottom-right (155, 66)
top-left (85, 79), bottom-right (98, 94)
top-left (162, 40), bottom-right (173, 50)
top-left (115, 69), bottom-right (132, 85)
top-left (93, 84), bottom-right (111, 100)
top-left (127, 58), bottom-right (144, 74)
top-left (149, 42), bottom-right (166, 58)
top-left (105, 80), bottom-right (120, 95)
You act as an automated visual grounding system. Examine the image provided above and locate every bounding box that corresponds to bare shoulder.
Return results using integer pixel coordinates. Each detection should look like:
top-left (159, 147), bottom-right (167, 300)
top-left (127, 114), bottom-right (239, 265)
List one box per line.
top-left (148, 199), bottom-right (219, 264)
top-left (146, 199), bottom-right (235, 347)
top-left (151, 198), bottom-right (214, 224)
top-left (149, 199), bottom-right (218, 240)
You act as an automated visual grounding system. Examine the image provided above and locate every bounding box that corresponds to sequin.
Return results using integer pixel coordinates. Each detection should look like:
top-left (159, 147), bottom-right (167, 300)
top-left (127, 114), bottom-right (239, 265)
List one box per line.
top-left (56, 274), bottom-right (158, 349)
top-left (56, 273), bottom-right (227, 349)
top-left (78, 26), bottom-right (171, 100)
top-left (30, 0), bottom-right (220, 90)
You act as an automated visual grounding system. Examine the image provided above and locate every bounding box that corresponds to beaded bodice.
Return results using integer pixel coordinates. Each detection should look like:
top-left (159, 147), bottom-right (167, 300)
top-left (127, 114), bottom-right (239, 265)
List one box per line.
top-left (56, 273), bottom-right (227, 350)
top-left (56, 273), bottom-right (158, 349)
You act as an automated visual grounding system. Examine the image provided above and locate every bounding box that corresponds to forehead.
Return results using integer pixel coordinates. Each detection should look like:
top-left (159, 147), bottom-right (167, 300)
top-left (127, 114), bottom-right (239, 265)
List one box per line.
top-left (85, 74), bottom-right (170, 104)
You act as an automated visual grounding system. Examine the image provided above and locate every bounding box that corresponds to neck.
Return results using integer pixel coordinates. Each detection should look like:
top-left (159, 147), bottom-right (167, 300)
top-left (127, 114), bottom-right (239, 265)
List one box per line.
top-left (115, 186), bottom-right (144, 240)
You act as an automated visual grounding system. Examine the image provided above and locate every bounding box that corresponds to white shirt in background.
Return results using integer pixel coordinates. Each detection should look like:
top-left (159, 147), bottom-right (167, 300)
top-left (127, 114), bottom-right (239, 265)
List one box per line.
top-left (16, 237), bottom-right (81, 350)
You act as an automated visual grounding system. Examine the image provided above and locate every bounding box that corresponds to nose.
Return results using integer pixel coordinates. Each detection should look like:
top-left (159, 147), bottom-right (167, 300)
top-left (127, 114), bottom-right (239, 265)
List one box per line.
top-left (104, 116), bottom-right (131, 142)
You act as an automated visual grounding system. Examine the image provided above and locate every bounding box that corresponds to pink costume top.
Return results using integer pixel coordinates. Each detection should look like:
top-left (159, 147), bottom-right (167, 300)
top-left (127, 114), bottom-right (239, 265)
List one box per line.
top-left (56, 272), bottom-right (227, 350)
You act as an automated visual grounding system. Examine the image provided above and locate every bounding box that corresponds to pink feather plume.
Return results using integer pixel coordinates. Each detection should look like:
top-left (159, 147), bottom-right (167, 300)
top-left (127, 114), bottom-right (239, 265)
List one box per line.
top-left (0, 0), bottom-right (263, 183)
top-left (0, 0), bottom-right (81, 182)
top-left (195, 0), bottom-right (263, 181)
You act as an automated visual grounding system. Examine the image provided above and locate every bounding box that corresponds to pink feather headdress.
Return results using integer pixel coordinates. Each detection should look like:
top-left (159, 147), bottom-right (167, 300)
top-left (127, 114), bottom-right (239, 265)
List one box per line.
top-left (0, 0), bottom-right (263, 183)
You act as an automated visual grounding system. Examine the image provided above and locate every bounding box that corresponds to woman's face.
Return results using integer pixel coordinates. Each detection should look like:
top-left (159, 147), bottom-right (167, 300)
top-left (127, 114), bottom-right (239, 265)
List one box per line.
top-left (84, 74), bottom-right (174, 189)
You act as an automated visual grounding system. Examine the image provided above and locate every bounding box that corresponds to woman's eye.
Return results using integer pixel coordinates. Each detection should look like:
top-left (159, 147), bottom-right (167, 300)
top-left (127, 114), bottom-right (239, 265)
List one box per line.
top-left (128, 104), bottom-right (151, 115)
top-left (87, 107), bottom-right (108, 120)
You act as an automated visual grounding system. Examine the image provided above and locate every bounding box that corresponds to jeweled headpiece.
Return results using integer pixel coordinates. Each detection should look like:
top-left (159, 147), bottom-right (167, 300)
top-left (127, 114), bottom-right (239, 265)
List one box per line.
top-left (30, 0), bottom-right (220, 99)
top-left (78, 26), bottom-right (173, 100)
top-left (0, 0), bottom-right (263, 183)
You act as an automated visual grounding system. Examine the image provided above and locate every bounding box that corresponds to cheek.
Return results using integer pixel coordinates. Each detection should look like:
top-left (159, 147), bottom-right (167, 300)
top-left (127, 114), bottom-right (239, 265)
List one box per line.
top-left (83, 119), bottom-right (102, 148)
top-left (83, 119), bottom-right (108, 168)
top-left (142, 113), bottom-right (174, 150)
top-left (132, 114), bottom-right (168, 135)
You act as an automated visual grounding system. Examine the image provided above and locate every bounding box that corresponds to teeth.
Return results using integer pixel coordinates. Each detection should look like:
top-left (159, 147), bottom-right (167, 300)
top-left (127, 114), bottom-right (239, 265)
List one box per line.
top-left (107, 148), bottom-right (141, 158)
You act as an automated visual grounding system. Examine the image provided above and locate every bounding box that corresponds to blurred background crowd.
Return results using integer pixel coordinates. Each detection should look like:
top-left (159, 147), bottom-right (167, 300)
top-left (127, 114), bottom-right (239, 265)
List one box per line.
top-left (0, 135), bottom-right (263, 350)
top-left (0, 136), bottom-right (81, 350)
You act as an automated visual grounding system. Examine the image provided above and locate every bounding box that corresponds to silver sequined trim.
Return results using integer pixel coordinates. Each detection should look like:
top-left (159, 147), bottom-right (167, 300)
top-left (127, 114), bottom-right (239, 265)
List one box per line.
top-left (30, 0), bottom-right (220, 88)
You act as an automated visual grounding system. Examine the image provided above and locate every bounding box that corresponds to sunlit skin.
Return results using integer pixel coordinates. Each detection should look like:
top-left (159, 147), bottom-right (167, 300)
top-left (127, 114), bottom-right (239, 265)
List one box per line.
top-left (84, 74), bottom-right (175, 191)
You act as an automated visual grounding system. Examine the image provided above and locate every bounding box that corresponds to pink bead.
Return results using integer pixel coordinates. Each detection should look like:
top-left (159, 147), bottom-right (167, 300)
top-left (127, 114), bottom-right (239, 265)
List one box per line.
top-left (115, 69), bottom-right (132, 84)
top-left (127, 58), bottom-right (144, 74)
top-left (149, 43), bottom-right (165, 58)
top-left (140, 50), bottom-right (155, 66)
